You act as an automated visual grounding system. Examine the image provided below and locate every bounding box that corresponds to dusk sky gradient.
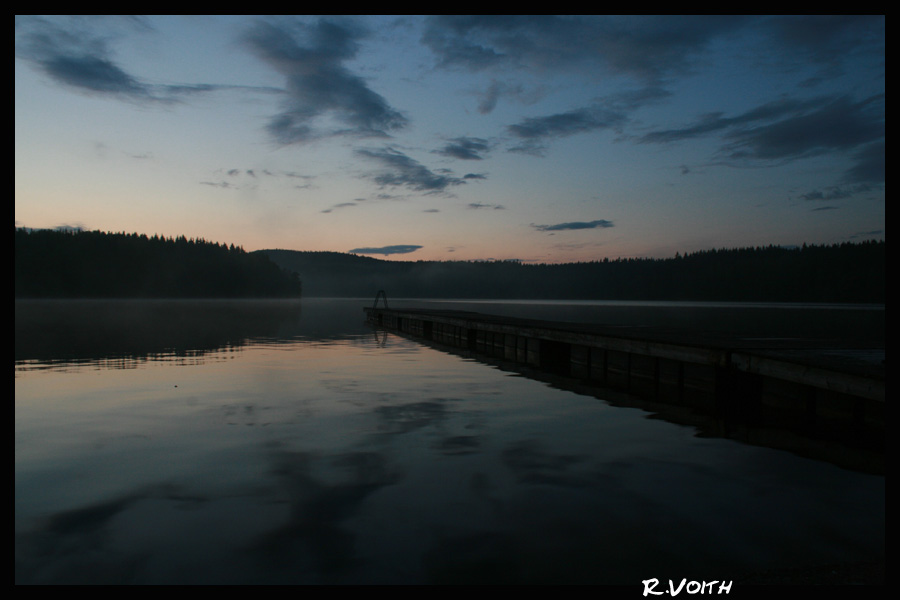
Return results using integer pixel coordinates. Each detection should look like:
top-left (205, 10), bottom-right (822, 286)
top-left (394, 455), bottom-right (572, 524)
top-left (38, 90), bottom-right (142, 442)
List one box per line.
top-left (15, 15), bottom-right (884, 263)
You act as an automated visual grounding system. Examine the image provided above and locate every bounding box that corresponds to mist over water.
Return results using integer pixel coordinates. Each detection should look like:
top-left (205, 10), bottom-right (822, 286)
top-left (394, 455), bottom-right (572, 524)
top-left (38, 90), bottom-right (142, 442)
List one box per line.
top-left (15, 299), bottom-right (884, 584)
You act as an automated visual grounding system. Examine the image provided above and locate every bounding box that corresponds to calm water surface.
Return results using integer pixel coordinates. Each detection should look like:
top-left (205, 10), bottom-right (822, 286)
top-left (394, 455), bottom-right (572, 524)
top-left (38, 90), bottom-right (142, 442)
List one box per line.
top-left (15, 299), bottom-right (884, 584)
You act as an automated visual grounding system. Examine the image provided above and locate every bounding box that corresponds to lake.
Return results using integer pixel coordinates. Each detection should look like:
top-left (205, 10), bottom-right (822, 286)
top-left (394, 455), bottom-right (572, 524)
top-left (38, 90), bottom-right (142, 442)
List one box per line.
top-left (15, 298), bottom-right (885, 584)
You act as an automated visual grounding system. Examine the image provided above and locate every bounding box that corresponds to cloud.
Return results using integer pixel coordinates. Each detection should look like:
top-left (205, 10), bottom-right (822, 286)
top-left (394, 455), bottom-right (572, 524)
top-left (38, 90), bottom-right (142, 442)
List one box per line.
top-left (435, 137), bottom-right (491, 160)
top-left (474, 79), bottom-right (548, 114)
top-left (467, 202), bottom-right (505, 210)
top-left (798, 182), bottom-right (879, 202)
top-left (39, 53), bottom-right (149, 97)
top-left (356, 146), bottom-right (467, 193)
top-left (639, 96), bottom-right (831, 145)
top-left (842, 141), bottom-right (884, 184)
top-left (760, 15), bottom-right (884, 82)
top-left (503, 86), bottom-right (668, 156)
top-left (349, 245), bottom-right (423, 255)
top-left (509, 107), bottom-right (625, 139)
top-left (15, 16), bottom-right (266, 103)
top-left (16, 17), bottom-right (153, 100)
top-left (423, 16), bottom-right (881, 86)
top-left (242, 18), bottom-right (408, 144)
top-left (640, 94), bottom-right (885, 177)
top-left (477, 80), bottom-right (512, 114)
top-left (847, 229), bottom-right (884, 241)
top-left (321, 202), bottom-right (358, 213)
top-left (222, 168), bottom-right (259, 178)
top-left (283, 171), bottom-right (314, 180)
top-left (422, 15), bottom-right (751, 81)
top-left (199, 181), bottom-right (234, 189)
top-left (720, 94), bottom-right (884, 162)
top-left (206, 167), bottom-right (318, 191)
top-left (507, 106), bottom-right (627, 156)
top-left (280, 171), bottom-right (317, 189)
top-left (531, 220), bottom-right (614, 232)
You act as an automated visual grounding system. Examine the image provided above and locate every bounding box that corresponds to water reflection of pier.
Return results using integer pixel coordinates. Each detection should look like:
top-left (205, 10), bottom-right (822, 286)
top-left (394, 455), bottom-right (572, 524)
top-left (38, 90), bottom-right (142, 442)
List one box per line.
top-left (365, 306), bottom-right (884, 474)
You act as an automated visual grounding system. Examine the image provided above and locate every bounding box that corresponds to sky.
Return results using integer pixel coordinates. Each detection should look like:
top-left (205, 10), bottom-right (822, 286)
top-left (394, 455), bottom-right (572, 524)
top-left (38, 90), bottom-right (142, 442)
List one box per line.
top-left (15, 15), bottom-right (884, 263)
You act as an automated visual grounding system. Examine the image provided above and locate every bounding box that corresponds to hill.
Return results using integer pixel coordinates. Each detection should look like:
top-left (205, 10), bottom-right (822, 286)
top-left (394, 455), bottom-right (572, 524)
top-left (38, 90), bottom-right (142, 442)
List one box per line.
top-left (258, 242), bottom-right (885, 303)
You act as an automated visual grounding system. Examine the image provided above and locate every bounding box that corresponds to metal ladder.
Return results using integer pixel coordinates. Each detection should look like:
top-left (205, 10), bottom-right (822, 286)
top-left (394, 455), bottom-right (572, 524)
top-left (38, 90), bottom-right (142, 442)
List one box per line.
top-left (372, 290), bottom-right (389, 309)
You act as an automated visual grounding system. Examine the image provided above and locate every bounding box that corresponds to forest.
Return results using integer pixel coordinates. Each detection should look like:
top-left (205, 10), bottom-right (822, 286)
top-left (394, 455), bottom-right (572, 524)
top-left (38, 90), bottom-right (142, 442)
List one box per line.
top-left (15, 228), bottom-right (302, 298)
top-left (260, 240), bottom-right (885, 303)
top-left (15, 228), bottom-right (883, 302)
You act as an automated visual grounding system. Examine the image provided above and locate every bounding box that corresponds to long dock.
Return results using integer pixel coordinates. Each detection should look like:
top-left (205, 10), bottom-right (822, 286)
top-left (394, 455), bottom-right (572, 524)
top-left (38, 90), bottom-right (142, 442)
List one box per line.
top-left (365, 305), bottom-right (884, 469)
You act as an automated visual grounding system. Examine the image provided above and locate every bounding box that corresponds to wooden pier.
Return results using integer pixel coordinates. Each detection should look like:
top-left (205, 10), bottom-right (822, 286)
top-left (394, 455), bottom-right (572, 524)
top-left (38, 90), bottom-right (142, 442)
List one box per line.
top-left (365, 305), bottom-right (884, 470)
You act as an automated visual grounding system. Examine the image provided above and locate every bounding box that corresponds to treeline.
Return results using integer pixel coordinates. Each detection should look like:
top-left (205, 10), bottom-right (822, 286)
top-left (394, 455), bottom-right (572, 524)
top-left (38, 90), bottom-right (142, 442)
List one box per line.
top-left (17, 228), bottom-right (881, 301)
top-left (16, 228), bottom-right (302, 298)
top-left (260, 241), bottom-right (884, 303)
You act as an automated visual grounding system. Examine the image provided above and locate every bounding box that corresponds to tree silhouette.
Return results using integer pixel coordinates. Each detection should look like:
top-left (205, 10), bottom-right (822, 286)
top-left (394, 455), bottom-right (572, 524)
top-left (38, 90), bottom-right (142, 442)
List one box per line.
top-left (261, 241), bottom-right (883, 303)
top-left (15, 229), bottom-right (302, 298)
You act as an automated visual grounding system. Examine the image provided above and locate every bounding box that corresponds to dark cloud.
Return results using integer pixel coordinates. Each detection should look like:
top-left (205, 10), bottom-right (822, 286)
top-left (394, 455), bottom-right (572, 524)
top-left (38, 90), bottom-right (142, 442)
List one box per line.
top-left (531, 220), bottom-right (614, 232)
top-left (423, 16), bottom-right (881, 87)
top-left (348, 245), bottom-right (423, 255)
top-left (641, 94), bottom-right (885, 178)
top-left (217, 168), bottom-right (317, 189)
top-left (507, 106), bottom-right (626, 156)
top-left (847, 229), bottom-right (884, 240)
top-left (199, 181), bottom-right (233, 189)
top-left (842, 141), bottom-right (884, 185)
top-left (16, 17), bottom-right (154, 100)
top-left (477, 80), bottom-right (515, 114)
top-left (321, 202), bottom-right (358, 214)
top-left (798, 190), bottom-right (832, 202)
top-left (467, 202), bottom-right (504, 210)
top-left (503, 86), bottom-right (668, 156)
top-left (40, 52), bottom-right (149, 96)
top-left (283, 171), bottom-right (314, 180)
top-left (356, 147), bottom-right (467, 193)
top-left (639, 96), bottom-right (830, 145)
top-left (280, 171), bottom-right (317, 189)
top-left (600, 86), bottom-right (673, 112)
top-left (435, 137), bottom-right (491, 160)
top-left (474, 79), bottom-right (548, 114)
top-left (799, 183), bottom-right (878, 202)
top-left (509, 107), bottom-right (625, 139)
top-left (221, 168), bottom-right (258, 178)
top-left (721, 94), bottom-right (884, 162)
top-left (422, 15), bottom-right (751, 81)
top-left (15, 16), bottom-right (268, 103)
top-left (243, 18), bottom-right (408, 144)
top-left (761, 15), bottom-right (884, 80)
